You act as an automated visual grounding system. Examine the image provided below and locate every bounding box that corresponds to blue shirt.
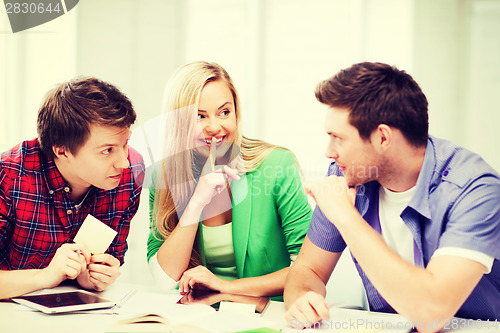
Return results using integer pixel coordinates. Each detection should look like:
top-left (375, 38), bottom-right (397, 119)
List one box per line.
top-left (308, 136), bottom-right (500, 320)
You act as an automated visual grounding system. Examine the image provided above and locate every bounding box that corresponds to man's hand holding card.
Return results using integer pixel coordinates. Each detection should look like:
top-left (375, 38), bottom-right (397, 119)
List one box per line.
top-left (73, 215), bottom-right (121, 291)
top-left (74, 215), bottom-right (117, 254)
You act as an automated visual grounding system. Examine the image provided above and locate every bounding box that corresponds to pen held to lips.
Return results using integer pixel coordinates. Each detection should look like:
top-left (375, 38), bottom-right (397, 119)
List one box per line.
top-left (209, 137), bottom-right (216, 172)
top-left (209, 138), bottom-right (222, 195)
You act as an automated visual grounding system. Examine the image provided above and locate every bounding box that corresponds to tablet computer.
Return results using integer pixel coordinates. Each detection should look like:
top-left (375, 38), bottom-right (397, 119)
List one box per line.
top-left (11, 290), bottom-right (116, 314)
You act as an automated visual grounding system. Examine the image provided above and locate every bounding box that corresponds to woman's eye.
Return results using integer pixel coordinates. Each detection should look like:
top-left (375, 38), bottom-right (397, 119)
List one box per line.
top-left (102, 148), bottom-right (112, 155)
top-left (197, 114), bottom-right (205, 120)
top-left (220, 110), bottom-right (230, 117)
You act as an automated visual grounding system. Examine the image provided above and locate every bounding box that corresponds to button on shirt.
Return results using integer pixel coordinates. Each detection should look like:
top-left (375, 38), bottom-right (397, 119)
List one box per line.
top-left (307, 136), bottom-right (500, 320)
top-left (0, 139), bottom-right (145, 270)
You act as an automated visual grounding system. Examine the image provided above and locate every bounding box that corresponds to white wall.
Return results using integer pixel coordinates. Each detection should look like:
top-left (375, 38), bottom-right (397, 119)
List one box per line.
top-left (0, 6), bottom-right (78, 150)
top-left (2, 0), bottom-right (500, 307)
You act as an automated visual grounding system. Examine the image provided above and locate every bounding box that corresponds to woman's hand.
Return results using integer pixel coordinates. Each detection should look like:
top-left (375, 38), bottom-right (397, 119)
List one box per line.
top-left (189, 164), bottom-right (240, 209)
top-left (178, 265), bottom-right (230, 295)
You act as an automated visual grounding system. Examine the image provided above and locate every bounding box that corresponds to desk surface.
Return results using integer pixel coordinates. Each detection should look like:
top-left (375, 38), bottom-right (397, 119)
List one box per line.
top-left (1, 284), bottom-right (498, 333)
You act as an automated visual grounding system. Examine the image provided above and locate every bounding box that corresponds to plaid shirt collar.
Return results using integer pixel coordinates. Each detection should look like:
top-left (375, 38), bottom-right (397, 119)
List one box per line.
top-left (36, 144), bottom-right (97, 198)
top-left (39, 152), bottom-right (68, 193)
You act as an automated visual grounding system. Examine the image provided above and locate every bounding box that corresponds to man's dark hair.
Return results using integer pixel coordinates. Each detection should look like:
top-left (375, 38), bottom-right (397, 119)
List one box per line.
top-left (315, 62), bottom-right (429, 147)
top-left (37, 76), bottom-right (136, 158)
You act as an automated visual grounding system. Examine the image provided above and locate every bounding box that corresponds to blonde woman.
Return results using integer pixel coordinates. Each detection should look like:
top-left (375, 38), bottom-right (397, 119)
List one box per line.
top-left (147, 61), bottom-right (312, 299)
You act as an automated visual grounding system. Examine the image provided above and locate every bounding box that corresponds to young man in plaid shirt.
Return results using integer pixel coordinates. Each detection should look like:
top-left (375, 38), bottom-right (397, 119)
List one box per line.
top-left (0, 77), bottom-right (145, 299)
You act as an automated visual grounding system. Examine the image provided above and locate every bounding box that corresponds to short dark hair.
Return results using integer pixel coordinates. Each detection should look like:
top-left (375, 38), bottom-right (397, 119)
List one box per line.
top-left (315, 62), bottom-right (429, 147)
top-left (37, 77), bottom-right (136, 158)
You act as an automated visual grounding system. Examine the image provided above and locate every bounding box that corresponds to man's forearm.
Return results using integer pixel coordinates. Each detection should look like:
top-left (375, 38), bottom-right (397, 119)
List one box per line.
top-left (331, 209), bottom-right (485, 329)
top-left (284, 263), bottom-right (327, 309)
top-left (0, 269), bottom-right (50, 299)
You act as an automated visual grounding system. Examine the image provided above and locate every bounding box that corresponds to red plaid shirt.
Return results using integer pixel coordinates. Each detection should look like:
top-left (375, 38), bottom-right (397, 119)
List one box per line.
top-left (0, 139), bottom-right (144, 270)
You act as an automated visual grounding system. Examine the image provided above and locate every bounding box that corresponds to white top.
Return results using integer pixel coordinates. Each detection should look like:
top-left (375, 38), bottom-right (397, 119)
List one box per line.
top-left (148, 252), bottom-right (178, 291)
top-left (202, 222), bottom-right (238, 280)
top-left (433, 247), bottom-right (493, 274)
top-left (378, 185), bottom-right (416, 265)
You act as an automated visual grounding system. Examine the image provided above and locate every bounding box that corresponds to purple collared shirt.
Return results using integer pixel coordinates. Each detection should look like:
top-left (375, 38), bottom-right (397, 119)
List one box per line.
top-left (308, 136), bottom-right (500, 320)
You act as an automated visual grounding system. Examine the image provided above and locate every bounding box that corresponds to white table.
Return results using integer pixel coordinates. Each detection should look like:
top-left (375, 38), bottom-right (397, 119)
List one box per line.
top-left (1, 284), bottom-right (498, 333)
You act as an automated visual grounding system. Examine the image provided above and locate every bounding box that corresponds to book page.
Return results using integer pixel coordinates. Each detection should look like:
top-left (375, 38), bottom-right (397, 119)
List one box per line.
top-left (107, 303), bottom-right (216, 333)
top-left (107, 313), bottom-right (171, 333)
top-left (283, 307), bottom-right (411, 332)
top-left (107, 303), bottom-right (276, 333)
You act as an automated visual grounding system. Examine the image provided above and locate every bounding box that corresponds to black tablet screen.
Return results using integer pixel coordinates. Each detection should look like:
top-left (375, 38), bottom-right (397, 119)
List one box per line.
top-left (16, 291), bottom-right (108, 308)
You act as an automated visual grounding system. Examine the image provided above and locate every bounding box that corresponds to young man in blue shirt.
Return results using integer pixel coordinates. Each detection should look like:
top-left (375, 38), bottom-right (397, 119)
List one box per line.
top-left (284, 62), bottom-right (500, 332)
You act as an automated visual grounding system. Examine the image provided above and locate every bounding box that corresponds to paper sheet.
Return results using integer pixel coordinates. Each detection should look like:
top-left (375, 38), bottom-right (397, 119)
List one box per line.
top-left (74, 215), bottom-right (117, 254)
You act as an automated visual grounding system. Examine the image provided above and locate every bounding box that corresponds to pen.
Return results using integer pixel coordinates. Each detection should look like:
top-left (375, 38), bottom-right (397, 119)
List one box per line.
top-left (209, 137), bottom-right (216, 172)
top-left (209, 138), bottom-right (221, 194)
top-left (115, 289), bottom-right (137, 308)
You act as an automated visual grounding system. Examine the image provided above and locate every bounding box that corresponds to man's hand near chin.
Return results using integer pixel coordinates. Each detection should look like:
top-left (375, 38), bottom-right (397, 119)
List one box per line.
top-left (77, 254), bottom-right (121, 291)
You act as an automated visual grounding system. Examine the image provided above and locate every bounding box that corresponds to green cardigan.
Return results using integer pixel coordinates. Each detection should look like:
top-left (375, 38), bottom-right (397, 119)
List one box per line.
top-left (147, 149), bottom-right (312, 284)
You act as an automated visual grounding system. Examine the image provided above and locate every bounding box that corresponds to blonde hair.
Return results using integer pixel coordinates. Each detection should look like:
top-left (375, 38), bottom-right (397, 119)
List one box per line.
top-left (153, 61), bottom-right (287, 268)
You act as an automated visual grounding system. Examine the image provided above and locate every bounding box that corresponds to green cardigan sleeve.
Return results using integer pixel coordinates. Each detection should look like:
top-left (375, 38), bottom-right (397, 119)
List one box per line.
top-left (240, 149), bottom-right (312, 301)
top-left (238, 148), bottom-right (312, 281)
top-left (146, 170), bottom-right (165, 262)
top-left (270, 149), bottom-right (312, 256)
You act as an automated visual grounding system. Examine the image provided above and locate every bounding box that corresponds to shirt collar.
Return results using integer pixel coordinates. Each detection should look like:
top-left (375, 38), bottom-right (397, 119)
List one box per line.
top-left (407, 137), bottom-right (436, 220)
top-left (354, 137), bottom-right (436, 220)
top-left (40, 152), bottom-right (71, 193)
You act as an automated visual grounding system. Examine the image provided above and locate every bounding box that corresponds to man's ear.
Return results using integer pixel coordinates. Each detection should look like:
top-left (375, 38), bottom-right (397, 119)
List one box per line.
top-left (372, 124), bottom-right (393, 152)
top-left (52, 146), bottom-right (70, 160)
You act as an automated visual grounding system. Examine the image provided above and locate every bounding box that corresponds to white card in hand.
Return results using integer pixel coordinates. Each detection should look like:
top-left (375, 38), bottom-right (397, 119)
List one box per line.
top-left (73, 215), bottom-right (117, 254)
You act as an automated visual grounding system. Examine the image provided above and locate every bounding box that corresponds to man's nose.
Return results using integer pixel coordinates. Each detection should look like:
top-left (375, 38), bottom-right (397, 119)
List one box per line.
top-left (115, 147), bottom-right (130, 170)
top-left (325, 143), bottom-right (339, 160)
